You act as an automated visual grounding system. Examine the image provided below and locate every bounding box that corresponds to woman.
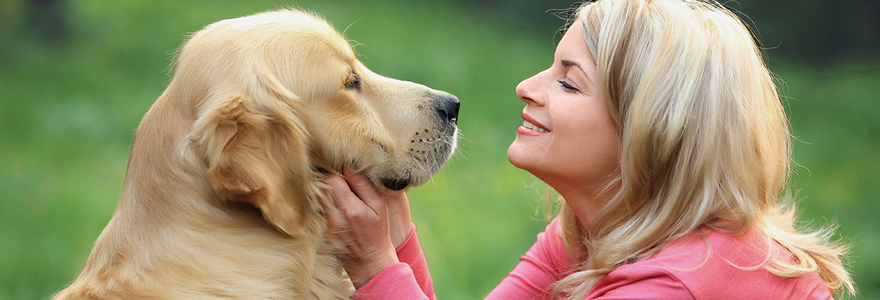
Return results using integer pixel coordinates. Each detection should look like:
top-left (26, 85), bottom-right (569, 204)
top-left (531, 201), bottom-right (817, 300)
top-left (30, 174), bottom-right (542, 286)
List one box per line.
top-left (325, 0), bottom-right (856, 299)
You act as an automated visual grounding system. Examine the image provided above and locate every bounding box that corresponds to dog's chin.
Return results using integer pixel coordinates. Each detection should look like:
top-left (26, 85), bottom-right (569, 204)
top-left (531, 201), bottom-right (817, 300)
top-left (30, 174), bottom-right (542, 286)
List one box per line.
top-left (370, 130), bottom-right (456, 192)
top-left (380, 177), bottom-right (410, 191)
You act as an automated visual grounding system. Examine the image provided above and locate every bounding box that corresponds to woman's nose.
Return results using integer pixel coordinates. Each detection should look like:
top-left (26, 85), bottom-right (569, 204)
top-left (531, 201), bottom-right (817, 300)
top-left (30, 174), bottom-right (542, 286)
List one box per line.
top-left (515, 72), bottom-right (545, 106)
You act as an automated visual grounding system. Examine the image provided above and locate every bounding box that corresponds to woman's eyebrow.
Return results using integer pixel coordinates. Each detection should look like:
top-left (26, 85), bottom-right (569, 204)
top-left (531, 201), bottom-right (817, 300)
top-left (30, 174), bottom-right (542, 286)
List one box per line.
top-left (561, 59), bottom-right (581, 68)
top-left (561, 59), bottom-right (593, 83)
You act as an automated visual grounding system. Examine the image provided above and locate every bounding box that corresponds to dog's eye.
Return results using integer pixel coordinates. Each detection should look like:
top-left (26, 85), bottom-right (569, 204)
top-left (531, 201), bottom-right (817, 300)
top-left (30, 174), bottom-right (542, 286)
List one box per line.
top-left (344, 73), bottom-right (361, 90)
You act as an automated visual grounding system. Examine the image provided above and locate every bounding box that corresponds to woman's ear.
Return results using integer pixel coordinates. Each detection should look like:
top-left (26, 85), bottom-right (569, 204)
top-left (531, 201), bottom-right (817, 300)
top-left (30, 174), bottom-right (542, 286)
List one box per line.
top-left (190, 95), bottom-right (312, 236)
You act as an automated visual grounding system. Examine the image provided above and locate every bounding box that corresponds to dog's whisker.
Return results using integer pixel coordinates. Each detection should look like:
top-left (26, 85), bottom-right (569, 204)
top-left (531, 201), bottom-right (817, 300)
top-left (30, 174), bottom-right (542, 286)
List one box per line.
top-left (342, 18), bottom-right (361, 36)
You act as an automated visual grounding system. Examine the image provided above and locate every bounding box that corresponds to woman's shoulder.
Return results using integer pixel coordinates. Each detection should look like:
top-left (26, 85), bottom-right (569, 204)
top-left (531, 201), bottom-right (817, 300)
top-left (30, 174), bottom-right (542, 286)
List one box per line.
top-left (600, 228), bottom-right (832, 299)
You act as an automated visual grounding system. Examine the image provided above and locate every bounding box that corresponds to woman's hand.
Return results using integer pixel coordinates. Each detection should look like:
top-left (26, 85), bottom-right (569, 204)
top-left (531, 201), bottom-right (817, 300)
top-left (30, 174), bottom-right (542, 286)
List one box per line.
top-left (325, 168), bottom-right (413, 288)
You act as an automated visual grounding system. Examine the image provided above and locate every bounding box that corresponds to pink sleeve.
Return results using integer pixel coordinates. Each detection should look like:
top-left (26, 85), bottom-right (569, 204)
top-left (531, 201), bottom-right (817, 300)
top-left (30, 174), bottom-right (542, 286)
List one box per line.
top-left (395, 224), bottom-right (434, 298)
top-left (485, 218), bottom-right (573, 300)
top-left (353, 264), bottom-right (428, 300)
top-left (585, 265), bottom-right (694, 299)
top-left (352, 224), bottom-right (436, 300)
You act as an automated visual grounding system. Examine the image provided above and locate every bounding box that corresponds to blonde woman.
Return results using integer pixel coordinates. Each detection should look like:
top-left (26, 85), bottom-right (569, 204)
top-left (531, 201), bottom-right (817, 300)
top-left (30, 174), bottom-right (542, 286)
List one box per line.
top-left (325, 0), bottom-right (856, 299)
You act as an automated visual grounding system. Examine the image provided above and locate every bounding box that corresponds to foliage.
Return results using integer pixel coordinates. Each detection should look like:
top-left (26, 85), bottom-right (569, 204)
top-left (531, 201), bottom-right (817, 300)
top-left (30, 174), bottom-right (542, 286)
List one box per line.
top-left (0, 0), bottom-right (877, 299)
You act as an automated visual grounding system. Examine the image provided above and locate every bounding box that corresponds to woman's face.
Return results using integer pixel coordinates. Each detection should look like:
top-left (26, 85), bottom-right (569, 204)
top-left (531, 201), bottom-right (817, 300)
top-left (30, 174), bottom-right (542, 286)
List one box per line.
top-left (507, 21), bottom-right (621, 199)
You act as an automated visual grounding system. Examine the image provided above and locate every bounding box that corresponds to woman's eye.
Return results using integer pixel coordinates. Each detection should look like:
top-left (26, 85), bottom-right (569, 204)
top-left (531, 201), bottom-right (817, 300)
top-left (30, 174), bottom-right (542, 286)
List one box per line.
top-left (345, 74), bottom-right (361, 89)
top-left (557, 80), bottom-right (579, 92)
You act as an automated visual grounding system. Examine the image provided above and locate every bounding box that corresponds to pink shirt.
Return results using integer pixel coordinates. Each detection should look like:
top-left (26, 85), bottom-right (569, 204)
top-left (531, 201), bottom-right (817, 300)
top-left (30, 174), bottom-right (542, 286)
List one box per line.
top-left (354, 220), bottom-right (832, 299)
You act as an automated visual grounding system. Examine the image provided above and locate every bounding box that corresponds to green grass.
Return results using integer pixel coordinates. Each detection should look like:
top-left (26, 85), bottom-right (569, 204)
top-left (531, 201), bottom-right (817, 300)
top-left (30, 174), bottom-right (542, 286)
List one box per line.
top-left (777, 59), bottom-right (880, 299)
top-left (1, 0), bottom-right (877, 299)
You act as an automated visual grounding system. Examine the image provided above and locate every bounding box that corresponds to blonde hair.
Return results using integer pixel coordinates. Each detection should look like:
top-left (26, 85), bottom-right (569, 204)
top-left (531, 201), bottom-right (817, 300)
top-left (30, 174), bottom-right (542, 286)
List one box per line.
top-left (550, 0), bottom-right (855, 298)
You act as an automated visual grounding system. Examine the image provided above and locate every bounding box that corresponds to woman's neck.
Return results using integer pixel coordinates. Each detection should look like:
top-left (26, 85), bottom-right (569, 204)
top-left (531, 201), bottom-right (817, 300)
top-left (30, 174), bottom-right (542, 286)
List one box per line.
top-left (554, 181), bottom-right (619, 230)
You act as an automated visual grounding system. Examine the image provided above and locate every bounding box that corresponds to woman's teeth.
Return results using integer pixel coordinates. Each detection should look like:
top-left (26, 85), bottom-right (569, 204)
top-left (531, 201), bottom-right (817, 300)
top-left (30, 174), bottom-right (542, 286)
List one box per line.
top-left (523, 120), bottom-right (549, 133)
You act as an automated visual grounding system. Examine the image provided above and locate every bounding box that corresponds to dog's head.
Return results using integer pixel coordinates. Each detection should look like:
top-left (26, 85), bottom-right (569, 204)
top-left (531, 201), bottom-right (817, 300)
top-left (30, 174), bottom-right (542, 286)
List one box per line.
top-left (177, 10), bottom-right (458, 234)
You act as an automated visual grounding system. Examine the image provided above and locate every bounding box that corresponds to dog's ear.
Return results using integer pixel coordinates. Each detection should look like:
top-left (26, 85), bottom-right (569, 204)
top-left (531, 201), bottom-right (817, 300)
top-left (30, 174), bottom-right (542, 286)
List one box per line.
top-left (191, 95), bottom-right (312, 236)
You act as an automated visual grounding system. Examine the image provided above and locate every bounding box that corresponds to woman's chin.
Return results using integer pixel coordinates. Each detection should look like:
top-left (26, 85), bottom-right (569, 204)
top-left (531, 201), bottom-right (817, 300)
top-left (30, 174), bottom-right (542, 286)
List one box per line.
top-left (507, 141), bottom-right (534, 172)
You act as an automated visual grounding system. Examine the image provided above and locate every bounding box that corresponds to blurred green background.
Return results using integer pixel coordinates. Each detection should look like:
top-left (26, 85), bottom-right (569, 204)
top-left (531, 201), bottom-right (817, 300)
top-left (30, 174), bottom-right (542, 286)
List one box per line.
top-left (1, 0), bottom-right (878, 299)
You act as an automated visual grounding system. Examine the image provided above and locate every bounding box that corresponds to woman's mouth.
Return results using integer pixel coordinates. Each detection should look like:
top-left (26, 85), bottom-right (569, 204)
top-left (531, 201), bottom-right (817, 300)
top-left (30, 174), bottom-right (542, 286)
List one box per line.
top-left (518, 113), bottom-right (550, 136)
top-left (522, 119), bottom-right (549, 133)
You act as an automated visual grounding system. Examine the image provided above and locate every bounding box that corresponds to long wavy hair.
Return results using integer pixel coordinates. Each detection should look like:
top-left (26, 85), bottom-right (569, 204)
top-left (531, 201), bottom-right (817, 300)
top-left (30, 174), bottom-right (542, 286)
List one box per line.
top-left (550, 0), bottom-right (855, 298)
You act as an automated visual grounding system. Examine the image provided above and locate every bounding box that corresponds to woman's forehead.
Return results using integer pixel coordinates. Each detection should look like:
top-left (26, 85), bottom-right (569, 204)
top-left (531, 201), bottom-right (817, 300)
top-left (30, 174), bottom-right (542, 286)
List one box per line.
top-left (555, 22), bottom-right (592, 64)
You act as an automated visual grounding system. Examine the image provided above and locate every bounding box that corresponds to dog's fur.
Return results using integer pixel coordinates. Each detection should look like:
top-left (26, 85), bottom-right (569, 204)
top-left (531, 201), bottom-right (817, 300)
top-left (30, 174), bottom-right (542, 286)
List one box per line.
top-left (53, 9), bottom-right (458, 299)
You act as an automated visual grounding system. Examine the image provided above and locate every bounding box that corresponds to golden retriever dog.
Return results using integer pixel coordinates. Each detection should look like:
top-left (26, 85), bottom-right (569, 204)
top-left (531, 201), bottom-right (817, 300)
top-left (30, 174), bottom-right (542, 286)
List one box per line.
top-left (53, 8), bottom-right (458, 300)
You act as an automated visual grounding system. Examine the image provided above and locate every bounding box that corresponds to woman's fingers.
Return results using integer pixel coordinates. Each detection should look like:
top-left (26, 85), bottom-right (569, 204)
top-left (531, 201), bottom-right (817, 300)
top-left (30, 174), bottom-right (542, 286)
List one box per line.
top-left (341, 169), bottom-right (413, 248)
top-left (343, 168), bottom-right (386, 215)
top-left (324, 168), bottom-right (399, 288)
top-left (326, 169), bottom-right (380, 223)
top-left (324, 174), bottom-right (349, 228)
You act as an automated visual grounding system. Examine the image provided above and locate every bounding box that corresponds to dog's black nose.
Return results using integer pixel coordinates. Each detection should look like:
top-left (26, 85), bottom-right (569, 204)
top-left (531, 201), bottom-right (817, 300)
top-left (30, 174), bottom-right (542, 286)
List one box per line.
top-left (435, 94), bottom-right (460, 125)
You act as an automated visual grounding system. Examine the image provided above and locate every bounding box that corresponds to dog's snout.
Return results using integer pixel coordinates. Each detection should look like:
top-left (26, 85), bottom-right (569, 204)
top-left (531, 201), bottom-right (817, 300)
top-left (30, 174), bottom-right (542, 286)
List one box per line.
top-left (435, 94), bottom-right (460, 125)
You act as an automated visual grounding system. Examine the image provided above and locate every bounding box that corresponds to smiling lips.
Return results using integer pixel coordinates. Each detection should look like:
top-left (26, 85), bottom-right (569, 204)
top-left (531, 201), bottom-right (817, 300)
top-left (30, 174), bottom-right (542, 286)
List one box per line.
top-left (523, 119), bottom-right (549, 133)
top-left (519, 113), bottom-right (550, 134)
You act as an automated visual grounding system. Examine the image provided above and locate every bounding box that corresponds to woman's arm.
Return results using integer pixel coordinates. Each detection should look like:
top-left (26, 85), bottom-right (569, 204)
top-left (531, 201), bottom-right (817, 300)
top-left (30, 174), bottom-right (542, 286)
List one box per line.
top-left (354, 225), bottom-right (435, 300)
top-left (325, 169), bottom-right (400, 289)
top-left (325, 169), bottom-right (435, 299)
top-left (325, 170), bottom-right (568, 299)
top-left (394, 223), bottom-right (435, 297)
top-left (485, 217), bottom-right (572, 299)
